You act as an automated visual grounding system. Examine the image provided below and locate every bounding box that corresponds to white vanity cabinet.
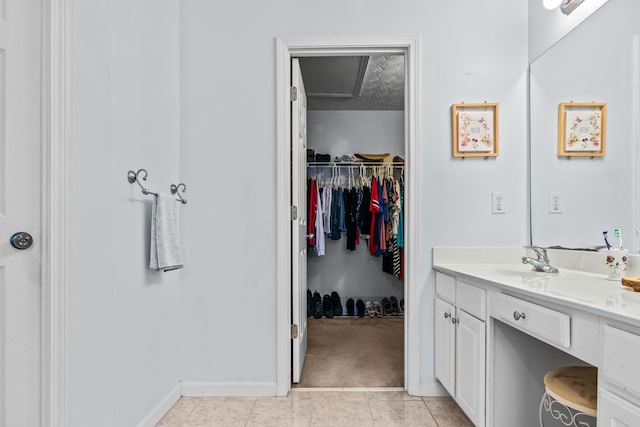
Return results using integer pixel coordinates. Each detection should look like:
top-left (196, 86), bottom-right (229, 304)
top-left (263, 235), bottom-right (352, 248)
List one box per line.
top-left (433, 249), bottom-right (640, 427)
top-left (598, 325), bottom-right (640, 425)
top-left (435, 272), bottom-right (486, 427)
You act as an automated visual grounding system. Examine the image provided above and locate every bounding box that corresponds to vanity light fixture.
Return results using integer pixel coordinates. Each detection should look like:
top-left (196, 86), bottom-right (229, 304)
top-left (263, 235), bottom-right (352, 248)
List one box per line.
top-left (543, 0), bottom-right (562, 9)
top-left (543, 0), bottom-right (586, 15)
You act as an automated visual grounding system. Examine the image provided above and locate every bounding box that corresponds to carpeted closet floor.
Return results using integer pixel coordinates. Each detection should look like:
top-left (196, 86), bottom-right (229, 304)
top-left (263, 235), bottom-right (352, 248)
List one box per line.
top-left (295, 316), bottom-right (404, 388)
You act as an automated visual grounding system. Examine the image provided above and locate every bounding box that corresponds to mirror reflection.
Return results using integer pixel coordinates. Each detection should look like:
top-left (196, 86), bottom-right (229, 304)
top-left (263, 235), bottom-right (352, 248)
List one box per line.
top-left (530, 0), bottom-right (639, 251)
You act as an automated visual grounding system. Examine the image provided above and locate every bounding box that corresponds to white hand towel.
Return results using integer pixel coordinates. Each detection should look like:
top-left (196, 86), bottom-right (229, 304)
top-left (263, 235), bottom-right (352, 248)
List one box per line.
top-left (149, 192), bottom-right (183, 272)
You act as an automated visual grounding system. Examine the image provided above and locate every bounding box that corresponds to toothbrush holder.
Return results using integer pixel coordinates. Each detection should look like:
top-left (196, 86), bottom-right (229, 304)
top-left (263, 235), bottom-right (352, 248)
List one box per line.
top-left (606, 249), bottom-right (628, 281)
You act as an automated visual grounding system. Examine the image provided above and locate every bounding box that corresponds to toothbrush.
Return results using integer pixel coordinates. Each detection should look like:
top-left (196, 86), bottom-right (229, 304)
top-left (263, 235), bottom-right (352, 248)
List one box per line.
top-left (603, 231), bottom-right (612, 250)
top-left (614, 228), bottom-right (623, 249)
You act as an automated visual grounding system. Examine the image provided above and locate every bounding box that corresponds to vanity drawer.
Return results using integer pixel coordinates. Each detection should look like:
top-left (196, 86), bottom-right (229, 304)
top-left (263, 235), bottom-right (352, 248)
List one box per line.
top-left (436, 272), bottom-right (456, 305)
top-left (457, 280), bottom-right (486, 320)
top-left (493, 293), bottom-right (570, 348)
top-left (602, 325), bottom-right (640, 398)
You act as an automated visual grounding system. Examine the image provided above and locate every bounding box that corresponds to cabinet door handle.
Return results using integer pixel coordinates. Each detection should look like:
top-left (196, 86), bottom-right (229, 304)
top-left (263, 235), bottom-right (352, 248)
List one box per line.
top-left (444, 312), bottom-right (451, 319)
top-left (513, 311), bottom-right (526, 321)
top-left (451, 318), bottom-right (459, 325)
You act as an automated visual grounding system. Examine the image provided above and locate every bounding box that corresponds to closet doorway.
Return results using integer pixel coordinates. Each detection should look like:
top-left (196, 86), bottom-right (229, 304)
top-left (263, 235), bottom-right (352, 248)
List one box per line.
top-left (275, 36), bottom-right (421, 396)
top-left (294, 54), bottom-right (406, 388)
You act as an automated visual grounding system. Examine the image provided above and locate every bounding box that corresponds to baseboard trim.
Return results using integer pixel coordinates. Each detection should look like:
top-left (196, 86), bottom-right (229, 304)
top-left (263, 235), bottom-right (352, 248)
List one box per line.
top-left (416, 381), bottom-right (450, 397)
top-left (135, 383), bottom-right (181, 427)
top-left (293, 386), bottom-right (405, 392)
top-left (181, 381), bottom-right (277, 397)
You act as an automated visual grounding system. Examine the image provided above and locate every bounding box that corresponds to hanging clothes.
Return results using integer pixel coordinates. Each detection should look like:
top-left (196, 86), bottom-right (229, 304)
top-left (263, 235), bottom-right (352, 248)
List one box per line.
top-left (314, 181), bottom-right (325, 256)
top-left (321, 183), bottom-right (332, 235)
top-left (345, 187), bottom-right (358, 251)
top-left (305, 163), bottom-right (404, 282)
top-left (329, 187), bottom-right (345, 240)
top-left (369, 177), bottom-right (380, 256)
top-left (307, 178), bottom-right (318, 247)
top-left (358, 185), bottom-right (371, 241)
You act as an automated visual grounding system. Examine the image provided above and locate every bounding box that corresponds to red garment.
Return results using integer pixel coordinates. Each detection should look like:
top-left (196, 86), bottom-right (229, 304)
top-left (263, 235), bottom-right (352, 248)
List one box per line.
top-left (308, 178), bottom-right (318, 246)
top-left (369, 178), bottom-right (380, 255)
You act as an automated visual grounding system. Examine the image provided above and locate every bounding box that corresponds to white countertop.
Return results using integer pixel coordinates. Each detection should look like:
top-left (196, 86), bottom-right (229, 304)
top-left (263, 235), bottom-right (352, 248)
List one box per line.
top-left (433, 261), bottom-right (640, 328)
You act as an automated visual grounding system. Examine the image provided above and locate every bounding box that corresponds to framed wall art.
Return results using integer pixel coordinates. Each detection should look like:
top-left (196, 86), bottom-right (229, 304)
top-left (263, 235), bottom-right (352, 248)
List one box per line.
top-left (451, 102), bottom-right (499, 158)
top-left (557, 102), bottom-right (606, 157)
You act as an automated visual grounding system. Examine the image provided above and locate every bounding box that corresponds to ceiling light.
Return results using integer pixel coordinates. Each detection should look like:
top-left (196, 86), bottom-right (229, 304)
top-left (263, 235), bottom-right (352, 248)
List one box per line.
top-left (543, 0), bottom-right (562, 9)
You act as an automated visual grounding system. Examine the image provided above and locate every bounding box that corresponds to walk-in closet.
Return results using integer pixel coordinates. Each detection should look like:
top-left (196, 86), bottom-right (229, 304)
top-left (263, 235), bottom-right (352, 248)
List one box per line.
top-left (294, 54), bottom-right (406, 388)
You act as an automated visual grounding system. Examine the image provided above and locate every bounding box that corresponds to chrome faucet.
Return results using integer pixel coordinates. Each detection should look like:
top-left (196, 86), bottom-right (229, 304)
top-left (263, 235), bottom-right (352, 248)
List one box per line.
top-left (522, 246), bottom-right (559, 273)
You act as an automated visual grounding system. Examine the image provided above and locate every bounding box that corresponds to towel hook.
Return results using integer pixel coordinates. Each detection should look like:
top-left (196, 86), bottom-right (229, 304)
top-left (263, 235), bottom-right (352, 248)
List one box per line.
top-left (127, 169), bottom-right (153, 195)
top-left (171, 183), bottom-right (187, 204)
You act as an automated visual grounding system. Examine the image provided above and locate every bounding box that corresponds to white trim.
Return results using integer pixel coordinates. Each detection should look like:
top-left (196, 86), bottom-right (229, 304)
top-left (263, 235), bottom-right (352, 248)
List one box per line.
top-left (633, 34), bottom-right (640, 252)
top-left (135, 384), bottom-right (182, 427)
top-left (41, 0), bottom-right (72, 426)
top-left (275, 35), bottom-right (421, 397)
top-left (181, 381), bottom-right (277, 397)
top-left (404, 36), bottom-right (421, 397)
top-left (293, 387), bottom-right (405, 392)
top-left (275, 37), bottom-right (292, 397)
top-left (417, 381), bottom-right (450, 397)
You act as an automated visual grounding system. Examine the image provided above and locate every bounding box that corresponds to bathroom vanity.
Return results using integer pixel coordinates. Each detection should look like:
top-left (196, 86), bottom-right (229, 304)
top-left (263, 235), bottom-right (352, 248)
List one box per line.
top-left (433, 248), bottom-right (640, 427)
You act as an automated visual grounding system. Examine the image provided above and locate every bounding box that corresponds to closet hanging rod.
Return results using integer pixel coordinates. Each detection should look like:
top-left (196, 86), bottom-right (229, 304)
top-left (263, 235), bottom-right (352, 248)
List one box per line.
top-left (307, 162), bottom-right (405, 166)
top-left (127, 169), bottom-right (188, 204)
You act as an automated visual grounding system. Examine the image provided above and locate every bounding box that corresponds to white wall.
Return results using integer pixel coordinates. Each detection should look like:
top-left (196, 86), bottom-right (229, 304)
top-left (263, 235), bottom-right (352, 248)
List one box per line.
top-left (308, 110), bottom-right (405, 159)
top-left (529, 0), bottom-right (639, 250)
top-left (70, 1), bottom-right (181, 426)
top-left (179, 0), bottom-right (528, 392)
top-left (307, 111), bottom-right (405, 300)
top-left (528, 0), bottom-right (610, 62)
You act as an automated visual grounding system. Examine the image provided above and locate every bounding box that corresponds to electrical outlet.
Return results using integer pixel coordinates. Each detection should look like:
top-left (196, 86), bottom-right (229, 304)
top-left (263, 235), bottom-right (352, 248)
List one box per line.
top-left (492, 192), bottom-right (506, 214)
top-left (549, 192), bottom-right (562, 214)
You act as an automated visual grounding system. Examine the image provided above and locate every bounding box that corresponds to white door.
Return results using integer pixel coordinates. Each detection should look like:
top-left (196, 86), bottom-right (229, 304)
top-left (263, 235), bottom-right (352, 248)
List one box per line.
top-left (291, 58), bottom-right (308, 383)
top-left (435, 298), bottom-right (455, 396)
top-left (456, 309), bottom-right (486, 427)
top-left (0, 0), bottom-right (43, 425)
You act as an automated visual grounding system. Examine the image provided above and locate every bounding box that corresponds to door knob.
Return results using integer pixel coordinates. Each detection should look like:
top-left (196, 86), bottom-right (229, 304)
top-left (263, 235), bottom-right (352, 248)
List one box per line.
top-left (10, 232), bottom-right (33, 250)
top-left (513, 311), bottom-right (526, 321)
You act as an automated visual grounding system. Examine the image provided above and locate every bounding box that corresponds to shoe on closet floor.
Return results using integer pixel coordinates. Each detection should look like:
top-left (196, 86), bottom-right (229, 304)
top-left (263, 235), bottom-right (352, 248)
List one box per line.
top-left (356, 299), bottom-right (365, 317)
top-left (373, 301), bottom-right (383, 318)
top-left (323, 294), bottom-right (334, 318)
top-left (382, 297), bottom-right (391, 315)
top-left (389, 296), bottom-right (399, 315)
top-left (346, 298), bottom-right (355, 316)
top-left (365, 300), bottom-right (375, 318)
top-left (331, 291), bottom-right (343, 316)
top-left (307, 290), bottom-right (313, 317)
top-left (312, 291), bottom-right (323, 319)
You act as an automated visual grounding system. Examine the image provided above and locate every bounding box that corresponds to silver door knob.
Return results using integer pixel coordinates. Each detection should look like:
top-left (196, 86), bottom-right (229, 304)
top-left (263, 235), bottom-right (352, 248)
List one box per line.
top-left (10, 232), bottom-right (33, 250)
top-left (513, 311), bottom-right (526, 321)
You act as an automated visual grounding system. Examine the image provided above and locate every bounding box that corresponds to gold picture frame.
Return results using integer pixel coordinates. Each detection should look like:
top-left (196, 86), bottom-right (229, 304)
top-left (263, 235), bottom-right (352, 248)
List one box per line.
top-left (451, 103), bottom-right (499, 158)
top-left (557, 102), bottom-right (606, 157)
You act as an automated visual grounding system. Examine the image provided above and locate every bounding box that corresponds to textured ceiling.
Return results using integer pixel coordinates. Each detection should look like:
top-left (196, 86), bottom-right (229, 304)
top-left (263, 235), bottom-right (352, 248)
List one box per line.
top-left (301, 55), bottom-right (405, 111)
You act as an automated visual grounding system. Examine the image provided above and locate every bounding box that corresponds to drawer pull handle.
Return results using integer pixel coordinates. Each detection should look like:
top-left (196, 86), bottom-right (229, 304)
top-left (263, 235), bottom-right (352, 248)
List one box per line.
top-left (513, 311), bottom-right (526, 321)
top-left (444, 312), bottom-right (451, 319)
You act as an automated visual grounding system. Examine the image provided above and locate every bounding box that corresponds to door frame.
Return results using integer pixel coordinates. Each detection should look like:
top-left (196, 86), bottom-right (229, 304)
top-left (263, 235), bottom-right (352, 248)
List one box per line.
top-left (275, 35), bottom-right (421, 396)
top-left (41, 1), bottom-right (72, 426)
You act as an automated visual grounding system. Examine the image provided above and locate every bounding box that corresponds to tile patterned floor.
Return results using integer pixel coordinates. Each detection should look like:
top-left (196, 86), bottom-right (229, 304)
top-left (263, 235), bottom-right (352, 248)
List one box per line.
top-left (156, 390), bottom-right (474, 427)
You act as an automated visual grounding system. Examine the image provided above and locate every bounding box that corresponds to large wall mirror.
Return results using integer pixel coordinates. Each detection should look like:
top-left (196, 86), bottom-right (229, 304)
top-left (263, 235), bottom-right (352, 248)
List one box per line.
top-left (530, 0), bottom-right (640, 251)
